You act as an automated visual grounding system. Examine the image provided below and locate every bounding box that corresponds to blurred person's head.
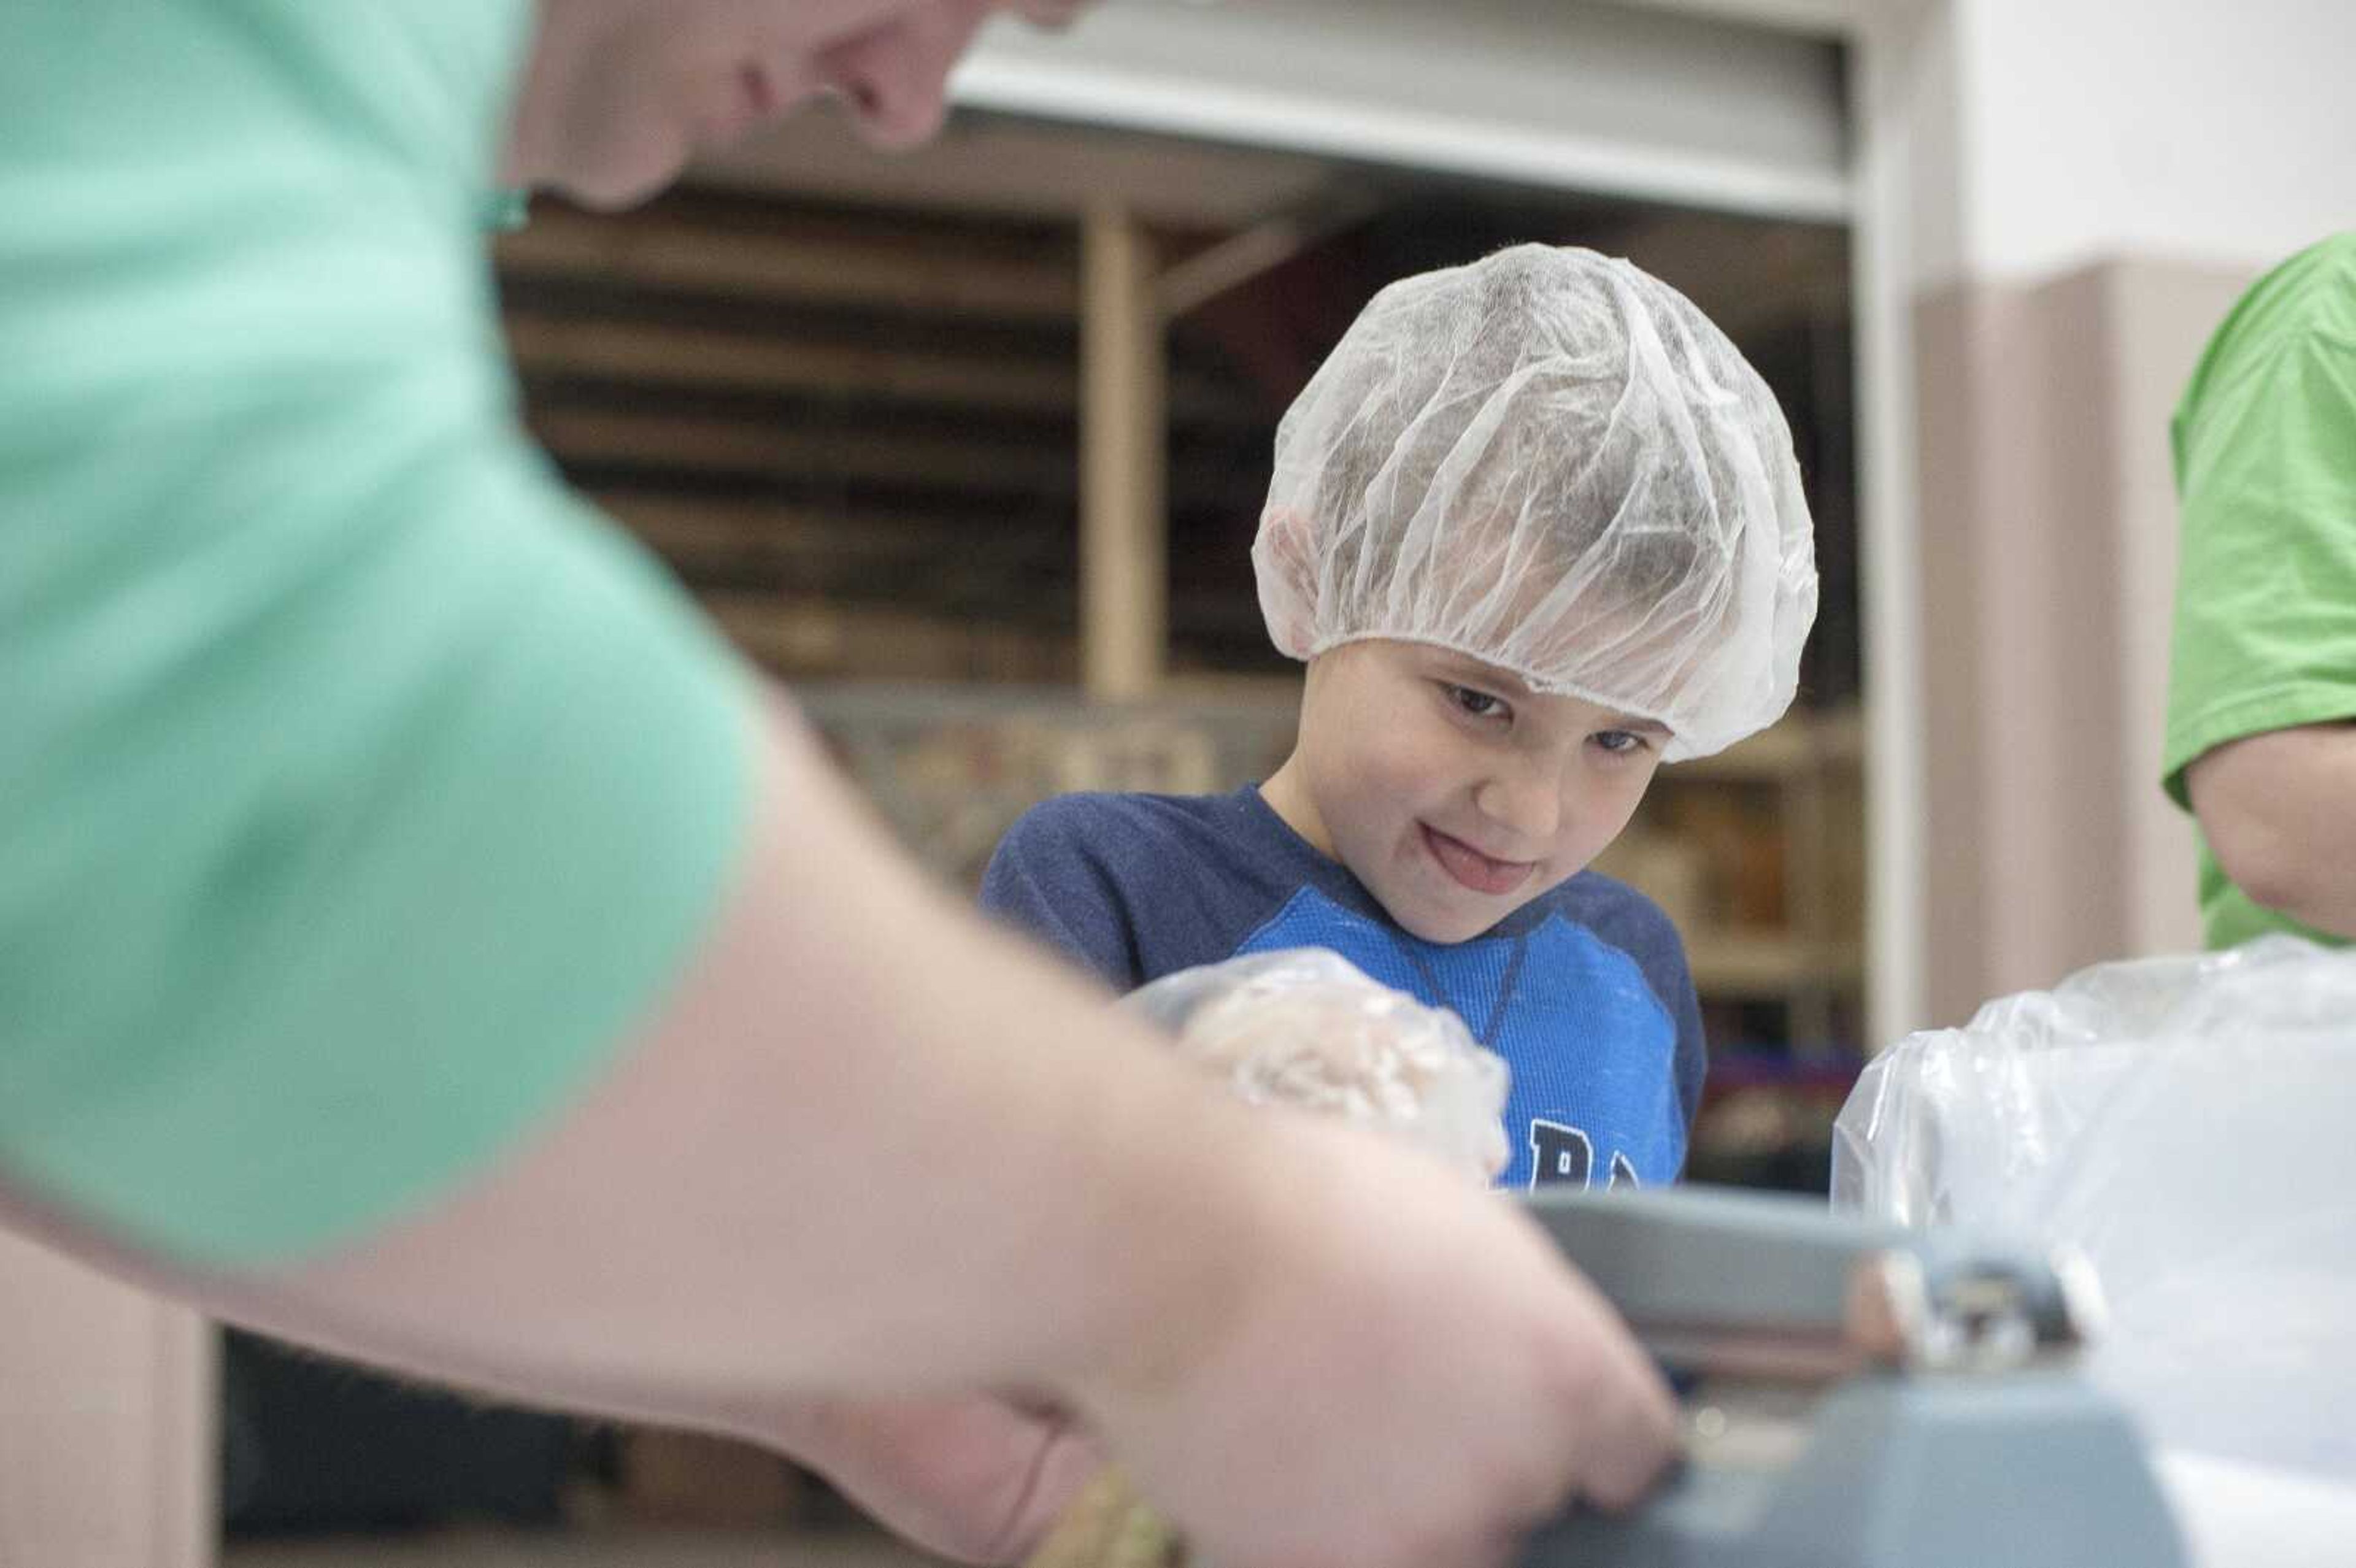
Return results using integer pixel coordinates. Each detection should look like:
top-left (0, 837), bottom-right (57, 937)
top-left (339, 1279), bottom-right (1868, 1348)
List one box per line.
top-left (1256, 244), bottom-right (1816, 943)
top-left (503, 0), bottom-right (1086, 207)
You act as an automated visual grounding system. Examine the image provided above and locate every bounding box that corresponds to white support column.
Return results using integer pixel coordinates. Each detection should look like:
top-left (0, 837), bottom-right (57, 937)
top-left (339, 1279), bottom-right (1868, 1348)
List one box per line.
top-left (1847, 0), bottom-right (1952, 1045)
top-left (0, 1232), bottom-right (216, 1568)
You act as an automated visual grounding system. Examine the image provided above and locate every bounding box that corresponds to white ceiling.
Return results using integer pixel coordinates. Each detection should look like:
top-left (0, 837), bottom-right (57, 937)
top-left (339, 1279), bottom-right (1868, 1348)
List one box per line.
top-left (950, 0), bottom-right (1849, 219)
top-left (696, 0), bottom-right (1850, 225)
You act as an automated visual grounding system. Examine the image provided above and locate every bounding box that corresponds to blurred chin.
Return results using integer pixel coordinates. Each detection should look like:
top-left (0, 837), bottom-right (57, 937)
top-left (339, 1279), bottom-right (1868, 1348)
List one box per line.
top-left (552, 138), bottom-right (690, 210)
top-left (842, 97), bottom-right (951, 152)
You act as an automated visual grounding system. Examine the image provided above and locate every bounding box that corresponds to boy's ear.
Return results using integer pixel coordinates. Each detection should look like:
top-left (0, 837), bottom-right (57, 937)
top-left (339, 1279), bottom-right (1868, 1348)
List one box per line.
top-left (1252, 505), bottom-right (1321, 658)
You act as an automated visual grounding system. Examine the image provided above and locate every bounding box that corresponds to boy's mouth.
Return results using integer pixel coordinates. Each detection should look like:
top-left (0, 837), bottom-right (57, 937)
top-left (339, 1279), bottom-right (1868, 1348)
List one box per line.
top-left (1419, 823), bottom-right (1536, 897)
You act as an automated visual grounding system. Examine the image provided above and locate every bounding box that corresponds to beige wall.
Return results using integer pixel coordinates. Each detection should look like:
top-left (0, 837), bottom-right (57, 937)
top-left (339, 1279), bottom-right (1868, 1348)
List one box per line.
top-left (0, 1232), bottom-right (215, 1568)
top-left (2103, 263), bottom-right (2267, 955)
top-left (1846, 0), bottom-right (2348, 1039)
top-left (1913, 256), bottom-right (2257, 1025)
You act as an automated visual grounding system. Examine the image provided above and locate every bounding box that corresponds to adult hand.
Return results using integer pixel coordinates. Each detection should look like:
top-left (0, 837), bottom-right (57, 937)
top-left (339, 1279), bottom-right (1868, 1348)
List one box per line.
top-left (1077, 1116), bottom-right (1678, 1568)
top-left (767, 1394), bottom-right (1103, 1564)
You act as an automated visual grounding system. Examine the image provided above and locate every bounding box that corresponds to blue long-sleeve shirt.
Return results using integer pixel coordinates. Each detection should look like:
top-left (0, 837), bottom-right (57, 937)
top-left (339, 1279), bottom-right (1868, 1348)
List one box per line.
top-left (982, 785), bottom-right (1706, 1190)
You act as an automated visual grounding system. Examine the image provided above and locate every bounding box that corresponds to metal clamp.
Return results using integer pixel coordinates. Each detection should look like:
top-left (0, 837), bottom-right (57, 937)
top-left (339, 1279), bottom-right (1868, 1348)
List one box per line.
top-left (1848, 1244), bottom-right (2106, 1374)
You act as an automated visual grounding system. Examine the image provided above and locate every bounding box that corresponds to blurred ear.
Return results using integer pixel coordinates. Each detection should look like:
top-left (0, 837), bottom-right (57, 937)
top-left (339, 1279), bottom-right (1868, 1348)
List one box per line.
top-left (1251, 505), bottom-right (1320, 658)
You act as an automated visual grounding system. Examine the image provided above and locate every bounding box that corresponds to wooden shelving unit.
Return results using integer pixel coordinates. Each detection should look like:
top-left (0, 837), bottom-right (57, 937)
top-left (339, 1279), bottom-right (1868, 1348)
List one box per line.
top-left (1592, 707), bottom-right (1865, 1055)
top-left (1675, 709), bottom-right (1863, 1051)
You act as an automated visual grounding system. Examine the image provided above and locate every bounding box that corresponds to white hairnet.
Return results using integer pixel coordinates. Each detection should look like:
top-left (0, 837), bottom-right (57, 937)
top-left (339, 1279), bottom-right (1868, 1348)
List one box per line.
top-left (1252, 244), bottom-right (1818, 760)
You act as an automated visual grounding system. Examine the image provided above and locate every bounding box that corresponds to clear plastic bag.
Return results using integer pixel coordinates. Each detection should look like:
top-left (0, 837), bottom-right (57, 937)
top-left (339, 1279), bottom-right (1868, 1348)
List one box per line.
top-left (1833, 936), bottom-right (2356, 1481)
top-left (1125, 948), bottom-right (1511, 1182)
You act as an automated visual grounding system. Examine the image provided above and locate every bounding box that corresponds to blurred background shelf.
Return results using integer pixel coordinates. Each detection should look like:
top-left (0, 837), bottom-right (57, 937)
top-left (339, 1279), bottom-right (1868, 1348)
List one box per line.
top-left (1687, 934), bottom-right (1866, 995)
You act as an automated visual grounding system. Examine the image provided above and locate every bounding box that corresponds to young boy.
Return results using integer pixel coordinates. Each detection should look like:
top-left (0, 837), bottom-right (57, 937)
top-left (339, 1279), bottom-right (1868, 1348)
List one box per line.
top-left (985, 244), bottom-right (1818, 1191)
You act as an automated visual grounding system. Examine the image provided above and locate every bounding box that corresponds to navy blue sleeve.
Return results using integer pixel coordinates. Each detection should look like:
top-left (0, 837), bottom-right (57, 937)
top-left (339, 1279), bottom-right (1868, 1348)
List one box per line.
top-left (979, 797), bottom-right (1147, 989)
top-left (1624, 901), bottom-right (1706, 1137)
top-left (1656, 937), bottom-right (1708, 1137)
top-left (1562, 874), bottom-right (1708, 1137)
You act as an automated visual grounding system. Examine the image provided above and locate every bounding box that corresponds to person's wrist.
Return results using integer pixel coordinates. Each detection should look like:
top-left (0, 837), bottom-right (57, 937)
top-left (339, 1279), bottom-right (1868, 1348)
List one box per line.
top-left (1050, 1091), bottom-right (1314, 1428)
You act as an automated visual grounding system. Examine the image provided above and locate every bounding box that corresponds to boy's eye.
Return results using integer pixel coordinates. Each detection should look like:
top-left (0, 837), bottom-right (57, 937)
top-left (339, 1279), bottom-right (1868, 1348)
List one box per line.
top-left (1593, 729), bottom-right (1651, 755)
top-left (1444, 684), bottom-right (1507, 720)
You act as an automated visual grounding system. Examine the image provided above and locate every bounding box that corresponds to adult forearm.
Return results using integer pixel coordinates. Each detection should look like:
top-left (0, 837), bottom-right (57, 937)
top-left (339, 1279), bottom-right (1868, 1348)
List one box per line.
top-left (3, 704), bottom-right (1272, 1443)
top-left (0, 699), bottom-right (1685, 1568)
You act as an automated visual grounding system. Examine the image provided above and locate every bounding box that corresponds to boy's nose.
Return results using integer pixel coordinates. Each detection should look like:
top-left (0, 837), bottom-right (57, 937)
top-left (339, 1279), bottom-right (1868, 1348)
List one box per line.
top-left (1472, 768), bottom-right (1562, 844)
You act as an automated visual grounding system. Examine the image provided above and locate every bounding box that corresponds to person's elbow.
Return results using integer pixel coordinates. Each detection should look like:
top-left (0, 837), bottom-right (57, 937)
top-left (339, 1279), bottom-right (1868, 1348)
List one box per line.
top-left (2186, 729), bottom-right (2349, 926)
top-left (2208, 816), bottom-right (2316, 918)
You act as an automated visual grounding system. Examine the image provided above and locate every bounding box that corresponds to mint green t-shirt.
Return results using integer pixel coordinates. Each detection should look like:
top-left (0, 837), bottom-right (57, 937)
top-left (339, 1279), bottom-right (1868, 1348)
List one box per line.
top-left (2163, 233), bottom-right (2356, 951)
top-left (0, 5), bottom-right (754, 1262)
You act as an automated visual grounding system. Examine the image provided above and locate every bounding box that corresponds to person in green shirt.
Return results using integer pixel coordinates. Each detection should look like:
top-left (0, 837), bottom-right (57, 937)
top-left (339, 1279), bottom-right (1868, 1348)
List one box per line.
top-left (2166, 234), bottom-right (2356, 949)
top-left (0, 3), bottom-right (1676, 1564)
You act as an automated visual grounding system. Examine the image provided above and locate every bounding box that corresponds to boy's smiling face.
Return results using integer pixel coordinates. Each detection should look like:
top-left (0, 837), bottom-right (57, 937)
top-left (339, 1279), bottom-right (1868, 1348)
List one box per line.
top-left (1261, 640), bottom-right (1670, 944)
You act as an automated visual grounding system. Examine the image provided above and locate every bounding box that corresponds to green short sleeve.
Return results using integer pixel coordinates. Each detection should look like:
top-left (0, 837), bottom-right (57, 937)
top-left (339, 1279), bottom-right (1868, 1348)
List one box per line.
top-left (2162, 234), bottom-right (2356, 948)
top-left (0, 4), bottom-right (756, 1262)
